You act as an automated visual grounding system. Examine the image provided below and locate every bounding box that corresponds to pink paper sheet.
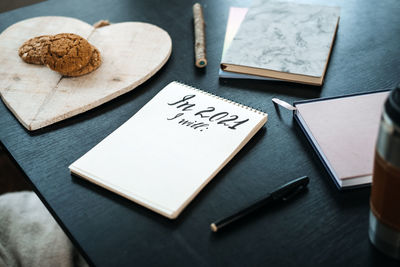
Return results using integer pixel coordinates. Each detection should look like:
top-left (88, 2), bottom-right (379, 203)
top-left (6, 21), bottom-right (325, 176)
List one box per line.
top-left (296, 91), bottom-right (389, 180)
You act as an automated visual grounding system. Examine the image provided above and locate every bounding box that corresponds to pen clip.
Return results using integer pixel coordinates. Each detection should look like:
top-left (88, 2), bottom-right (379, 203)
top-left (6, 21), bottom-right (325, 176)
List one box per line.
top-left (271, 176), bottom-right (309, 202)
top-left (281, 184), bottom-right (307, 202)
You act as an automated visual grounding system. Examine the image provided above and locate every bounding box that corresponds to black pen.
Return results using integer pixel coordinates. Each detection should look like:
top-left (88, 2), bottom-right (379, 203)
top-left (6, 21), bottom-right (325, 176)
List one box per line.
top-left (210, 176), bottom-right (309, 232)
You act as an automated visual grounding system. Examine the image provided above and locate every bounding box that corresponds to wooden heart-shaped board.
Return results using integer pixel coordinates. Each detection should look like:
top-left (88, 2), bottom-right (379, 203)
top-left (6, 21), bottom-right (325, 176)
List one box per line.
top-left (0, 16), bottom-right (172, 130)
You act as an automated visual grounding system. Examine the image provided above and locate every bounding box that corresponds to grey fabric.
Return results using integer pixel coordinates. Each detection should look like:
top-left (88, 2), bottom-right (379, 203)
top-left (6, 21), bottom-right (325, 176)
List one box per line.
top-left (0, 191), bottom-right (88, 267)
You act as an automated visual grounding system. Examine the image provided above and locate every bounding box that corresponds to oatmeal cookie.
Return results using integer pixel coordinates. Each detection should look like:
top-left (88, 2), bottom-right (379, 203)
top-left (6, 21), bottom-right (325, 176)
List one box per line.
top-left (42, 33), bottom-right (93, 75)
top-left (18, 35), bottom-right (51, 65)
top-left (65, 46), bottom-right (102, 77)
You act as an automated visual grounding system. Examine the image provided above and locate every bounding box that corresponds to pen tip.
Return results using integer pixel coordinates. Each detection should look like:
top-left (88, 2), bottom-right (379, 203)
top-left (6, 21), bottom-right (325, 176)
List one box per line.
top-left (210, 223), bottom-right (218, 232)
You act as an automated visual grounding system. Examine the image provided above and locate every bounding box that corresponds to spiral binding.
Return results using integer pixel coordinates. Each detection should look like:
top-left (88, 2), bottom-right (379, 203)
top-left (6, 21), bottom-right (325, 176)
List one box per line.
top-left (172, 81), bottom-right (267, 116)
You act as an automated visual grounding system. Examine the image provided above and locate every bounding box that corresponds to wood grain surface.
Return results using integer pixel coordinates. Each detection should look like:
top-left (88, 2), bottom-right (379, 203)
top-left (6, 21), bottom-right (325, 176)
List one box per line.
top-left (0, 0), bottom-right (399, 266)
top-left (0, 16), bottom-right (172, 130)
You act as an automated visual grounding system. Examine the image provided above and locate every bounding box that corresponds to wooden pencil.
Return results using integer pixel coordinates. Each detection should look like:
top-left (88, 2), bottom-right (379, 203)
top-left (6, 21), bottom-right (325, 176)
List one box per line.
top-left (193, 3), bottom-right (207, 68)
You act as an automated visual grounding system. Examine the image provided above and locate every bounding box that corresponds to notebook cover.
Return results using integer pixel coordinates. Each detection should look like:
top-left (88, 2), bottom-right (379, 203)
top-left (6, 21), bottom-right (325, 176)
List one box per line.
top-left (69, 81), bottom-right (268, 218)
top-left (293, 90), bottom-right (390, 189)
top-left (219, 7), bottom-right (274, 81)
top-left (220, 0), bottom-right (340, 85)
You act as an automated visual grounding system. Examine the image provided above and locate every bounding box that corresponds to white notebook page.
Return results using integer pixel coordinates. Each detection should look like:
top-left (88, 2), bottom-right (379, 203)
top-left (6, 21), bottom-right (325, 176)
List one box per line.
top-left (69, 82), bottom-right (267, 218)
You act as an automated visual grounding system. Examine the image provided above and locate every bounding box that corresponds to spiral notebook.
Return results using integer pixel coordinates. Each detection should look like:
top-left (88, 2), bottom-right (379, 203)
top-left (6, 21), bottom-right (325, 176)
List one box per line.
top-left (69, 81), bottom-right (268, 219)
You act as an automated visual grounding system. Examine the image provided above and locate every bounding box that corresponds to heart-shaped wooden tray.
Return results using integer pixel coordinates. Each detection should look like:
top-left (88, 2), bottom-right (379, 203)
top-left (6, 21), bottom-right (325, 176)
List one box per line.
top-left (0, 16), bottom-right (172, 130)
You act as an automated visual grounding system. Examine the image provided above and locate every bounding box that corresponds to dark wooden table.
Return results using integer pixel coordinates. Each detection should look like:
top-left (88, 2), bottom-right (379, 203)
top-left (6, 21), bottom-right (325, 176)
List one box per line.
top-left (1, 0), bottom-right (399, 266)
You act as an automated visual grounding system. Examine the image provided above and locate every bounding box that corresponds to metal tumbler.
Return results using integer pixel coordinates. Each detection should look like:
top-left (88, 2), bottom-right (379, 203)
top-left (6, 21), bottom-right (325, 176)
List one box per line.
top-left (369, 84), bottom-right (400, 259)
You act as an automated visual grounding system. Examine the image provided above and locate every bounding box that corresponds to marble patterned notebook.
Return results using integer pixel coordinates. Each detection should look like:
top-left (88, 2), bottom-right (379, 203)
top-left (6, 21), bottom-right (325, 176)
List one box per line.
top-left (221, 0), bottom-right (340, 86)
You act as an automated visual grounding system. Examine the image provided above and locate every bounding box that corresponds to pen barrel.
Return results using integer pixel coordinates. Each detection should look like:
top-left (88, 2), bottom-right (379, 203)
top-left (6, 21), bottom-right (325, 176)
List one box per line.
top-left (193, 3), bottom-right (207, 68)
top-left (211, 176), bottom-right (309, 232)
top-left (212, 196), bottom-right (274, 231)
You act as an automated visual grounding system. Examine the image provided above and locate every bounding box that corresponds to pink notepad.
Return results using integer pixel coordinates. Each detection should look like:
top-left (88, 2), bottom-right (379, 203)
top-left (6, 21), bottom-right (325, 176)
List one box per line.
top-left (294, 91), bottom-right (389, 188)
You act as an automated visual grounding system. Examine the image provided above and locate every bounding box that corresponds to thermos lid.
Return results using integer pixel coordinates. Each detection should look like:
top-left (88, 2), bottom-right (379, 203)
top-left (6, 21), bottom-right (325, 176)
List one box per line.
top-left (385, 84), bottom-right (400, 126)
